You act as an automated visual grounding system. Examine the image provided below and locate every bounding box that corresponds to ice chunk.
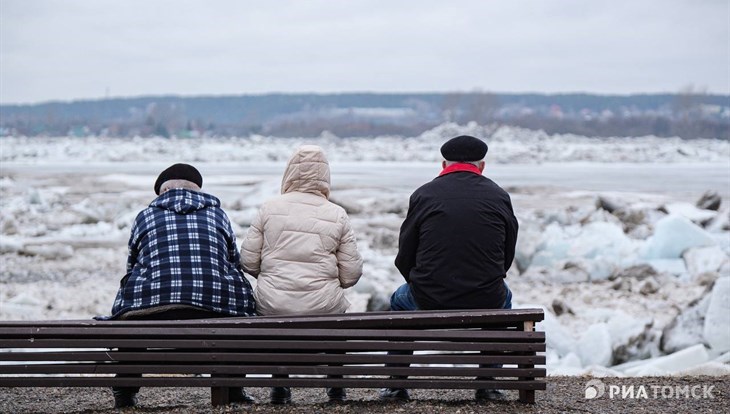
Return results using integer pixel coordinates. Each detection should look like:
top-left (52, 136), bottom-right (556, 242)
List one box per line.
top-left (530, 221), bottom-right (640, 280)
top-left (344, 291), bottom-right (371, 313)
top-left (560, 352), bottom-right (583, 368)
top-left (514, 218), bottom-right (542, 272)
top-left (533, 307), bottom-right (576, 357)
top-left (661, 294), bottom-right (711, 354)
top-left (6, 292), bottom-right (44, 307)
top-left (623, 344), bottom-right (709, 376)
top-left (585, 308), bottom-right (655, 363)
top-left (0, 236), bottom-right (24, 253)
top-left (703, 277), bottom-right (730, 354)
top-left (646, 259), bottom-right (688, 276)
top-left (683, 246), bottom-right (729, 277)
top-left (642, 215), bottom-right (716, 259)
top-left (20, 244), bottom-right (74, 259)
top-left (530, 223), bottom-right (573, 268)
top-left (672, 361), bottom-right (730, 376)
top-left (705, 208), bottom-right (729, 232)
top-left (582, 365), bottom-right (626, 377)
top-left (569, 222), bottom-right (637, 262)
top-left (664, 202), bottom-right (717, 224)
top-left (576, 323), bottom-right (613, 367)
top-left (547, 366), bottom-right (585, 376)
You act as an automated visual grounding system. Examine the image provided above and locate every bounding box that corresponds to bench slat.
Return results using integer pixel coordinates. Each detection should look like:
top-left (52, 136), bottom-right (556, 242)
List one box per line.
top-left (0, 309), bottom-right (545, 329)
top-left (0, 376), bottom-right (546, 390)
top-left (0, 327), bottom-right (544, 342)
top-left (0, 363), bottom-right (546, 378)
top-left (0, 348), bottom-right (545, 363)
top-left (1, 338), bottom-right (545, 352)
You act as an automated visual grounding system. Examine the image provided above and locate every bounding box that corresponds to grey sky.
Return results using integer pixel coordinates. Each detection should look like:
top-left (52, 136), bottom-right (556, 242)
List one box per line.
top-left (0, 0), bottom-right (728, 104)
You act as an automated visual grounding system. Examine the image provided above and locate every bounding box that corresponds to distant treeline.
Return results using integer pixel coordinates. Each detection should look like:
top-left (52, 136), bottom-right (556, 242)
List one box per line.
top-left (1, 92), bottom-right (728, 139)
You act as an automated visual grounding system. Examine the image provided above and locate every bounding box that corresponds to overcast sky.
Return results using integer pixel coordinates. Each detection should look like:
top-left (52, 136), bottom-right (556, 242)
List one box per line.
top-left (0, 0), bottom-right (728, 104)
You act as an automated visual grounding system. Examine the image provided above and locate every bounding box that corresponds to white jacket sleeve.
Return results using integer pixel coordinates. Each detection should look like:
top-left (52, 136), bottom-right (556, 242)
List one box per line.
top-left (336, 212), bottom-right (363, 288)
top-left (240, 209), bottom-right (265, 277)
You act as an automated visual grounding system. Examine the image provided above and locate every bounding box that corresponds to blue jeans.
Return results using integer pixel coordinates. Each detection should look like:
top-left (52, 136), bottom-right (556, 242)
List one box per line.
top-left (389, 281), bottom-right (513, 311)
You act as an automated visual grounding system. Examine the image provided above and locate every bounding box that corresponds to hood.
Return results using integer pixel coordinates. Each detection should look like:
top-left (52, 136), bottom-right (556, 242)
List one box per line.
top-left (149, 188), bottom-right (220, 214)
top-left (281, 145), bottom-right (331, 199)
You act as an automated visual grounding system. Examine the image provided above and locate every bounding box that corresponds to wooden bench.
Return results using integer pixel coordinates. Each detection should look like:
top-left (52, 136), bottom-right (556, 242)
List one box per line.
top-left (0, 308), bottom-right (546, 405)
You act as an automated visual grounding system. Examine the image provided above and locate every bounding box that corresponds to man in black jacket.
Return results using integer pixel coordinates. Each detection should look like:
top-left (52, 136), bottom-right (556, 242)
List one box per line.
top-left (380, 135), bottom-right (519, 402)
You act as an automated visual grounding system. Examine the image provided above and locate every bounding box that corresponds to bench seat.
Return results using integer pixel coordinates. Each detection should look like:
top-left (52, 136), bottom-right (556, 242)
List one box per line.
top-left (0, 308), bottom-right (546, 405)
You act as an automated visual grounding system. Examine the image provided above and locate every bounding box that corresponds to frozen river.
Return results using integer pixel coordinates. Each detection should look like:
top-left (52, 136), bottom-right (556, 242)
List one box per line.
top-left (3, 161), bottom-right (728, 200)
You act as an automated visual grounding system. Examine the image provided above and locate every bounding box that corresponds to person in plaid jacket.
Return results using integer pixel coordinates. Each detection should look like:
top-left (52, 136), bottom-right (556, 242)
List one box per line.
top-left (108, 163), bottom-right (256, 408)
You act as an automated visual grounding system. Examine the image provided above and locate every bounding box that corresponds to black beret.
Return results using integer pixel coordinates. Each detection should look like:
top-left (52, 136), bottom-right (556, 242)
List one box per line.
top-left (154, 163), bottom-right (203, 195)
top-left (440, 135), bottom-right (488, 161)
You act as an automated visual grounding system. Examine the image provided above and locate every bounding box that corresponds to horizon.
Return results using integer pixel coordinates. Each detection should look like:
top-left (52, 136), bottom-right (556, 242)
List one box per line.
top-left (2, 89), bottom-right (729, 107)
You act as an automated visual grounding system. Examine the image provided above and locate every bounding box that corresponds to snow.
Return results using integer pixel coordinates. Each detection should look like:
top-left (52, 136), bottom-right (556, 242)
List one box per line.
top-left (1, 125), bottom-right (729, 377)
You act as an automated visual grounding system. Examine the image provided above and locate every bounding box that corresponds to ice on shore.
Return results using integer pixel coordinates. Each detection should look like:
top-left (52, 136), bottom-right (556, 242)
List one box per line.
top-left (683, 246), bottom-right (730, 278)
top-left (2, 131), bottom-right (730, 378)
top-left (661, 295), bottom-right (711, 354)
top-left (534, 307), bottom-right (577, 358)
top-left (621, 344), bottom-right (710, 376)
top-left (703, 277), bottom-right (730, 354)
top-left (577, 323), bottom-right (613, 367)
top-left (642, 215), bottom-right (716, 259)
top-left (664, 202), bottom-right (718, 225)
top-left (529, 221), bottom-right (640, 281)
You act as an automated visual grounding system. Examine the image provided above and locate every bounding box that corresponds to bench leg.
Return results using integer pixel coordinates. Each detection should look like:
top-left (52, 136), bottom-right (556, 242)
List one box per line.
top-left (519, 389), bottom-right (535, 404)
top-left (211, 387), bottom-right (230, 406)
top-left (519, 320), bottom-right (537, 403)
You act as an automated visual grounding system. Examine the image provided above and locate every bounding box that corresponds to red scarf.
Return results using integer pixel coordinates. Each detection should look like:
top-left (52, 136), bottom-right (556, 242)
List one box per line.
top-left (438, 162), bottom-right (482, 177)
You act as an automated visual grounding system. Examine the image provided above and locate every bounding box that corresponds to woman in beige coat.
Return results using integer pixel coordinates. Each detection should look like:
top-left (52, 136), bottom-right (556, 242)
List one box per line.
top-left (240, 144), bottom-right (363, 404)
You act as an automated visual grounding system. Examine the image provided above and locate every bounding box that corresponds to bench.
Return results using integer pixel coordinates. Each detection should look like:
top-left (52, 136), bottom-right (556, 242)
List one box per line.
top-left (0, 308), bottom-right (546, 406)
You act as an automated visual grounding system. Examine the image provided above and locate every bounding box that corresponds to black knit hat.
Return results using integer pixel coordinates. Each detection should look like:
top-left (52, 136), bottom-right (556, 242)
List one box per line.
top-left (440, 135), bottom-right (488, 162)
top-left (154, 163), bottom-right (203, 195)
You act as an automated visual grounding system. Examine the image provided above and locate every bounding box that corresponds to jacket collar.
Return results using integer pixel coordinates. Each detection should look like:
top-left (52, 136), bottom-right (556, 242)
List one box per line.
top-left (438, 162), bottom-right (482, 177)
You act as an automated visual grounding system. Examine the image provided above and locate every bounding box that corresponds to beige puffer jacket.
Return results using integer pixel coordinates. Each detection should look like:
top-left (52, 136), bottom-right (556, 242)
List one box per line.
top-left (241, 145), bottom-right (363, 316)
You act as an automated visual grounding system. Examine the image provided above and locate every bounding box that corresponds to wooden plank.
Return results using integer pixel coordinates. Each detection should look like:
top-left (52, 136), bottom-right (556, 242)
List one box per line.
top-left (0, 339), bottom-right (544, 352)
top-left (0, 309), bottom-right (545, 329)
top-left (0, 364), bottom-right (546, 378)
top-left (0, 327), bottom-right (545, 342)
top-left (0, 376), bottom-right (547, 390)
top-left (0, 348), bottom-right (545, 363)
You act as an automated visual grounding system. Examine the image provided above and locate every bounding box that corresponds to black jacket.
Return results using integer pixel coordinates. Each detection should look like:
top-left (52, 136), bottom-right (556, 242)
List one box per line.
top-left (394, 169), bottom-right (518, 310)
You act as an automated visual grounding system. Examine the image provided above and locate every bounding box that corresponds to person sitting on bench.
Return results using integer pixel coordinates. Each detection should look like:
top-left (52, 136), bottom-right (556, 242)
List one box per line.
top-left (380, 135), bottom-right (519, 402)
top-left (240, 145), bottom-right (363, 404)
top-left (105, 163), bottom-right (256, 408)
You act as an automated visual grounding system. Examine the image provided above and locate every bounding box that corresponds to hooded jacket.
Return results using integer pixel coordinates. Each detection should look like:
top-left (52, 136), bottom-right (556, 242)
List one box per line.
top-left (241, 145), bottom-right (363, 315)
top-left (111, 189), bottom-right (255, 318)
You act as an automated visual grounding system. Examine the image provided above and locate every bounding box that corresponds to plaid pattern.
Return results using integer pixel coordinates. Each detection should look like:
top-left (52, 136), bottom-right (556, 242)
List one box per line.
top-left (111, 189), bottom-right (255, 318)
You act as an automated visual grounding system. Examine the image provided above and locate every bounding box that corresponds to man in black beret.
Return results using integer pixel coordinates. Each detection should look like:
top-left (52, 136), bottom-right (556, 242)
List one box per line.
top-left (380, 135), bottom-right (519, 402)
top-left (105, 163), bottom-right (256, 408)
